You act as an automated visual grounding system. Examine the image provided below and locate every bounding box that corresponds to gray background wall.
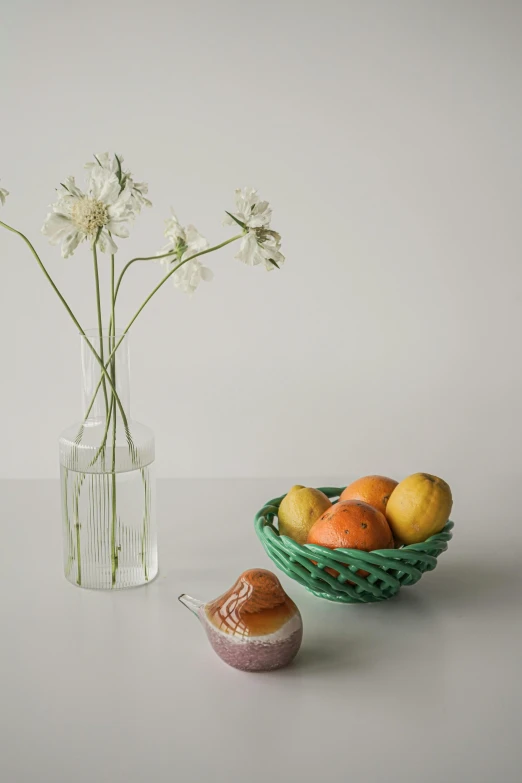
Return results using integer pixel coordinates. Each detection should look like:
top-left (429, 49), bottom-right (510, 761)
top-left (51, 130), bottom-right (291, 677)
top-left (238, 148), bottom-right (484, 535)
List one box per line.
top-left (1, 0), bottom-right (521, 482)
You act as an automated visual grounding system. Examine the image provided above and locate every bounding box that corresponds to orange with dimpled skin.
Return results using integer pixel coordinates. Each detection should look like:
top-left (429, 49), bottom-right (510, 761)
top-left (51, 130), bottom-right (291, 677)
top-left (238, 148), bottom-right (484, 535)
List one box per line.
top-left (307, 499), bottom-right (394, 578)
top-left (340, 475), bottom-right (398, 517)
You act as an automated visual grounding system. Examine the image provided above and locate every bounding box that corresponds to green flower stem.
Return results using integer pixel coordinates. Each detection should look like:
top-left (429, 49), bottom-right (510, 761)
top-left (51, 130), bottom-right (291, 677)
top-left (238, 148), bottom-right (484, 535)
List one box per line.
top-left (92, 242), bottom-right (109, 417)
top-left (73, 472), bottom-right (86, 586)
top-left (0, 219), bottom-right (131, 430)
top-left (107, 251), bottom-right (177, 336)
top-left (90, 250), bottom-right (119, 466)
top-left (110, 253), bottom-right (118, 587)
top-left (115, 251), bottom-right (175, 302)
top-left (111, 253), bottom-right (116, 320)
top-left (81, 233), bottom-right (244, 424)
top-left (141, 468), bottom-right (150, 581)
top-left (120, 233), bottom-right (243, 334)
top-left (88, 396), bottom-right (113, 466)
top-left (75, 521), bottom-right (82, 585)
top-left (110, 406), bottom-right (118, 586)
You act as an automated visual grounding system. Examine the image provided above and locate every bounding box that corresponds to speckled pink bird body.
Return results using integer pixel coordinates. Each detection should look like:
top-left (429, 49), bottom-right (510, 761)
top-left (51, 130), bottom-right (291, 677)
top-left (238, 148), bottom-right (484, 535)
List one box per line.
top-left (179, 569), bottom-right (303, 672)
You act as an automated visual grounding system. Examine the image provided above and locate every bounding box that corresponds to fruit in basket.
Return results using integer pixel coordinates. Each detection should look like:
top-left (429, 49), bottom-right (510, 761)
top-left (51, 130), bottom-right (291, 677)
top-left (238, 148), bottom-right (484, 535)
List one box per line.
top-left (385, 473), bottom-right (452, 545)
top-left (307, 500), bottom-right (394, 577)
top-left (278, 485), bottom-right (332, 545)
top-left (340, 475), bottom-right (398, 516)
top-left (308, 500), bottom-right (394, 551)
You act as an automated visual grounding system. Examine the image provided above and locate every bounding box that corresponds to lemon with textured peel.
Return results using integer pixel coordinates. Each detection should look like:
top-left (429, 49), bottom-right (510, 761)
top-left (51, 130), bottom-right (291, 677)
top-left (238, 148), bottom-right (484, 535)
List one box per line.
top-left (278, 485), bottom-right (332, 545)
top-left (386, 473), bottom-right (452, 545)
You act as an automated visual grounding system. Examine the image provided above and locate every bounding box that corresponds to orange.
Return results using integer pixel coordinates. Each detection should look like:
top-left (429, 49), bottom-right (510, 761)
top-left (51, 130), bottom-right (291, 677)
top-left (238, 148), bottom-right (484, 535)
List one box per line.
top-left (340, 475), bottom-right (398, 516)
top-left (306, 500), bottom-right (394, 578)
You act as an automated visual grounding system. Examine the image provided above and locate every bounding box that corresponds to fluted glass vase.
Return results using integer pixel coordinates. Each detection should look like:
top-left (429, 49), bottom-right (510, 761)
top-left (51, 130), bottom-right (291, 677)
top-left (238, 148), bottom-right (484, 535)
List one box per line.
top-left (59, 330), bottom-right (158, 589)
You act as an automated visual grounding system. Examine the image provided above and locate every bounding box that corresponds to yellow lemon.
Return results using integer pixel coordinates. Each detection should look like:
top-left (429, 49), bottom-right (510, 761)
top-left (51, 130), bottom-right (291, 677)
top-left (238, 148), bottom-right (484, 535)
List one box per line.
top-left (278, 485), bottom-right (332, 545)
top-left (386, 473), bottom-right (452, 545)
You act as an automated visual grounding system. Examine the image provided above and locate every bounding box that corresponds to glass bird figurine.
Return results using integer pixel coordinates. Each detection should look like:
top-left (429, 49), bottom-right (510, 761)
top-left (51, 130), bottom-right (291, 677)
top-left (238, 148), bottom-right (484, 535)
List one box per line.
top-left (179, 569), bottom-right (303, 672)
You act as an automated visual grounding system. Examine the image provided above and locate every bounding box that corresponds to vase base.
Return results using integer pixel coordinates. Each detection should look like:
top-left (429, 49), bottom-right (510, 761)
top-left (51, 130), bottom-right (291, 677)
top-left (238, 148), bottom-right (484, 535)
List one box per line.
top-left (64, 565), bottom-right (159, 591)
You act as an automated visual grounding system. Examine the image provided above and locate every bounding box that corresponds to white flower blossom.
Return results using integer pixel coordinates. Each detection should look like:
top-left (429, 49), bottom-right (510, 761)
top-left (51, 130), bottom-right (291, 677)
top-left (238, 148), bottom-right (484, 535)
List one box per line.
top-left (225, 187), bottom-right (284, 271)
top-left (0, 181), bottom-right (9, 206)
top-left (42, 168), bottom-right (133, 258)
top-left (169, 257), bottom-right (214, 295)
top-left (158, 210), bottom-right (213, 295)
top-left (85, 152), bottom-right (152, 212)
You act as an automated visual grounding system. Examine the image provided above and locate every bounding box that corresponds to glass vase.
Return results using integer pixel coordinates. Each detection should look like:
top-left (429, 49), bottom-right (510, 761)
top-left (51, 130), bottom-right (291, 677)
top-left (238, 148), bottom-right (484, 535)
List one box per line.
top-left (59, 330), bottom-right (158, 589)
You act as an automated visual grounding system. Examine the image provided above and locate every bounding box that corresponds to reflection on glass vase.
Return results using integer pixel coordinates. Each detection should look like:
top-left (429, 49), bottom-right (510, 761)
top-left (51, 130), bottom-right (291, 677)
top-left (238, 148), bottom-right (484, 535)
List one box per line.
top-left (59, 330), bottom-right (158, 589)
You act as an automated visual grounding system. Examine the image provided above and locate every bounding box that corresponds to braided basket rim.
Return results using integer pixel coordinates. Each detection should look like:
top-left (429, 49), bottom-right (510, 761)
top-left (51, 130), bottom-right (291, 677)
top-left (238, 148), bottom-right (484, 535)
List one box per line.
top-left (254, 486), bottom-right (454, 603)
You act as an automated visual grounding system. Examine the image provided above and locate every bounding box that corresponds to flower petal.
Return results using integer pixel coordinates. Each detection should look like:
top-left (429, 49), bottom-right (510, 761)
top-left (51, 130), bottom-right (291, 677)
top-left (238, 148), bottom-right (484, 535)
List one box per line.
top-left (41, 212), bottom-right (74, 242)
top-left (85, 152), bottom-right (114, 172)
top-left (58, 176), bottom-right (85, 199)
top-left (235, 232), bottom-right (262, 265)
top-left (164, 210), bottom-right (185, 242)
top-left (131, 182), bottom-right (152, 209)
top-left (184, 224), bottom-right (208, 255)
top-left (88, 168), bottom-right (121, 205)
top-left (97, 229), bottom-right (118, 254)
top-left (107, 218), bottom-right (129, 239)
top-left (262, 248), bottom-right (285, 271)
top-left (61, 230), bottom-right (85, 258)
top-left (248, 200), bottom-right (272, 228)
top-left (200, 265), bottom-right (214, 282)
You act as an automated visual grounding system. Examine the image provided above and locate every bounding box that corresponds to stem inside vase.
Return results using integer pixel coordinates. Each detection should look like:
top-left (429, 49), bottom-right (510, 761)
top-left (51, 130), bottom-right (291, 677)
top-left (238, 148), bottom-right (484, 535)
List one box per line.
top-left (59, 330), bottom-right (157, 589)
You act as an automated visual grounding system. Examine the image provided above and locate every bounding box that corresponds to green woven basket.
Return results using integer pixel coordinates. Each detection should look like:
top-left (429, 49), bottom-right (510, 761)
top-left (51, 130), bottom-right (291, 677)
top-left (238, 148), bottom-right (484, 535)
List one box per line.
top-left (255, 486), bottom-right (453, 603)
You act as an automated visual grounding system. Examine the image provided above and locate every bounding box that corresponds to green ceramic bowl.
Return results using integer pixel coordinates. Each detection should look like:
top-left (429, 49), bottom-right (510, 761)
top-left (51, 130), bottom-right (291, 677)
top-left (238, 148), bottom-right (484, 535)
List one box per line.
top-left (255, 486), bottom-right (453, 603)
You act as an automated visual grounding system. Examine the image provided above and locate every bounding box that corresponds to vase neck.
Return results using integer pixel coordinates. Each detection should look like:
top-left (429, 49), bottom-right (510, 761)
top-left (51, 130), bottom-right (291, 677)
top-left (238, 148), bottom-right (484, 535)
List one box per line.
top-left (81, 330), bottom-right (131, 423)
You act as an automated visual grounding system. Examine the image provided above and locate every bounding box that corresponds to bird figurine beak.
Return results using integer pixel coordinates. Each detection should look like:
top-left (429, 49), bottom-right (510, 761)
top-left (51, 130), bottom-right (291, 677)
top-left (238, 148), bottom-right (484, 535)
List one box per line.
top-left (178, 594), bottom-right (204, 615)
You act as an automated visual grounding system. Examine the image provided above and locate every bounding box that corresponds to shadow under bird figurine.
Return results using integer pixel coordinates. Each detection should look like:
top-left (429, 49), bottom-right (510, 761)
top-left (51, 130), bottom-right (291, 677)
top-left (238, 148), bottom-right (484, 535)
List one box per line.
top-left (179, 569), bottom-right (303, 672)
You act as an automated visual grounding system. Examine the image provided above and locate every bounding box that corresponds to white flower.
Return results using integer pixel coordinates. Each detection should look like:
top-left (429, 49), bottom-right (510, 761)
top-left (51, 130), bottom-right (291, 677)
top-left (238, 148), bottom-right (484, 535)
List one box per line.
top-left (42, 168), bottom-right (133, 258)
top-left (159, 210), bottom-right (186, 254)
top-left (85, 152), bottom-right (151, 212)
top-left (226, 187), bottom-right (272, 229)
top-left (0, 181), bottom-right (8, 206)
top-left (225, 187), bottom-right (284, 271)
top-left (170, 257), bottom-right (214, 295)
top-left (158, 210), bottom-right (213, 295)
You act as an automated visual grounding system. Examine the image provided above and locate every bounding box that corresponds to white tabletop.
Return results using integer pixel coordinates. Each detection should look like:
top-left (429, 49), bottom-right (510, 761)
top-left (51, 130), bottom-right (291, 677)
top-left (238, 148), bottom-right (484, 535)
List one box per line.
top-left (1, 477), bottom-right (521, 783)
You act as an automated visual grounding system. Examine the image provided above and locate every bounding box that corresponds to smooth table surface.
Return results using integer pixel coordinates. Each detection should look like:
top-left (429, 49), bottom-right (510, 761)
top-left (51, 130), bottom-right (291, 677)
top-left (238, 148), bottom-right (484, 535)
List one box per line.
top-left (0, 477), bottom-right (521, 783)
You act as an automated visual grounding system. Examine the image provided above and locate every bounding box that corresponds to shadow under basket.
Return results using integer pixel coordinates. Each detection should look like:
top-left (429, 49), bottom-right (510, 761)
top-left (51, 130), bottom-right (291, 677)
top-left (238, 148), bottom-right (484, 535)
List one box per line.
top-left (254, 487), bottom-right (454, 603)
